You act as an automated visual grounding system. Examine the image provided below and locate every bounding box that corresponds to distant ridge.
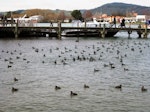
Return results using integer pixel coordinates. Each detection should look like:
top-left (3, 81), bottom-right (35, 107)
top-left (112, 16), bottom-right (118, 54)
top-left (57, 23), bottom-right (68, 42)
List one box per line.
top-left (0, 10), bottom-right (25, 15)
top-left (0, 2), bottom-right (150, 17)
top-left (90, 2), bottom-right (150, 15)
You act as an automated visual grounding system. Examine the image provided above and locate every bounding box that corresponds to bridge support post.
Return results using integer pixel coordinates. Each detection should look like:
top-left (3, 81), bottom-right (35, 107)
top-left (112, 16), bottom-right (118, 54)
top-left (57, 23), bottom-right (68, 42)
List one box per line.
top-left (101, 24), bottom-right (106, 38)
top-left (11, 17), bottom-right (14, 27)
top-left (143, 23), bottom-right (148, 38)
top-left (137, 24), bottom-right (142, 38)
top-left (128, 32), bottom-right (131, 38)
top-left (84, 19), bottom-right (87, 28)
top-left (128, 27), bottom-right (132, 38)
top-left (15, 20), bottom-right (18, 39)
top-left (138, 32), bottom-right (142, 38)
top-left (58, 21), bottom-right (61, 39)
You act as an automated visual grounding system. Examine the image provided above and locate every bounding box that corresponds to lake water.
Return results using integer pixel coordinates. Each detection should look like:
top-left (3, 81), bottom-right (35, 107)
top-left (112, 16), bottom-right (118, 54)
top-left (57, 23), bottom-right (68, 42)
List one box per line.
top-left (0, 34), bottom-right (150, 112)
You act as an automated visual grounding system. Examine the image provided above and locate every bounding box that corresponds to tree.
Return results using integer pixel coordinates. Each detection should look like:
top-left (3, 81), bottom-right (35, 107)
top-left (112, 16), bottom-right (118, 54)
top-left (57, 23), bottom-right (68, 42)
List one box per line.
top-left (6, 11), bottom-right (12, 18)
top-left (71, 10), bottom-right (83, 20)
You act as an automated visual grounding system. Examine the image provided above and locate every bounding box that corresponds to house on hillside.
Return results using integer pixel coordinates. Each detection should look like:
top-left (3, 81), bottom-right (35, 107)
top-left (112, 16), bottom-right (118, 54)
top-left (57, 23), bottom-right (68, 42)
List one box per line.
top-left (125, 17), bottom-right (136, 23)
top-left (29, 15), bottom-right (43, 23)
top-left (136, 15), bottom-right (146, 23)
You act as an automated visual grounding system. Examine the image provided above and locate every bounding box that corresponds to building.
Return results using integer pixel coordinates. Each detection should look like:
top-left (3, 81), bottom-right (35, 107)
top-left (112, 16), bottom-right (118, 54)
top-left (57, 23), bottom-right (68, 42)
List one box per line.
top-left (29, 15), bottom-right (44, 23)
top-left (125, 17), bottom-right (136, 23)
top-left (136, 15), bottom-right (146, 23)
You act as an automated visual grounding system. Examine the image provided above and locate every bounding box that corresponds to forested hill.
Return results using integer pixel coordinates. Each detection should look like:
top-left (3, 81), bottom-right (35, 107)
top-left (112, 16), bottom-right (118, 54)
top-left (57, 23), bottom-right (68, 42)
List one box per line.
top-left (0, 2), bottom-right (150, 19)
top-left (90, 2), bottom-right (150, 15)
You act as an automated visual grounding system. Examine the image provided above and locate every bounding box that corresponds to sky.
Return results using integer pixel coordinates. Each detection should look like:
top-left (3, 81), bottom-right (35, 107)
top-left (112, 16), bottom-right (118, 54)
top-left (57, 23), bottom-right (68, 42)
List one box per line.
top-left (0, 0), bottom-right (149, 12)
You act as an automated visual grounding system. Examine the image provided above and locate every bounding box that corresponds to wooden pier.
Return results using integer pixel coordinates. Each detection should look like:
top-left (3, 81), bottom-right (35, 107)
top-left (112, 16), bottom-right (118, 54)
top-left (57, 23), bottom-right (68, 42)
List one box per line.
top-left (0, 22), bottom-right (149, 39)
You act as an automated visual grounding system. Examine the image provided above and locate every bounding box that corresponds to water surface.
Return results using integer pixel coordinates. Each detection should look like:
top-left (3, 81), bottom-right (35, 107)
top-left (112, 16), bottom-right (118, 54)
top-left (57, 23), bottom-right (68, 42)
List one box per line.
top-left (0, 36), bottom-right (150, 112)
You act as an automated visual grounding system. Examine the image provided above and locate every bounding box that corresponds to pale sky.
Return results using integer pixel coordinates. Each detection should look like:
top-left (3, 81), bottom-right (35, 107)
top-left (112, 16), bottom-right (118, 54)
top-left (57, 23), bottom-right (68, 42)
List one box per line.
top-left (0, 0), bottom-right (150, 12)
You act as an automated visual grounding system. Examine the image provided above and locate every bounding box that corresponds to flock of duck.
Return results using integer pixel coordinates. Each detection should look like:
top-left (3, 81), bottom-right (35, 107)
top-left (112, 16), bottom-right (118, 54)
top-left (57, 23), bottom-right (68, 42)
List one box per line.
top-left (11, 77), bottom-right (147, 96)
top-left (1, 39), bottom-right (149, 96)
top-left (11, 79), bottom-right (147, 96)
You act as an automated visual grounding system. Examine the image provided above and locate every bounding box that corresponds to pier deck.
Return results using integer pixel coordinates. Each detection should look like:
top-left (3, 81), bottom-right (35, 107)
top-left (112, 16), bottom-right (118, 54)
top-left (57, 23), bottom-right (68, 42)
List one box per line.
top-left (0, 25), bottom-right (149, 39)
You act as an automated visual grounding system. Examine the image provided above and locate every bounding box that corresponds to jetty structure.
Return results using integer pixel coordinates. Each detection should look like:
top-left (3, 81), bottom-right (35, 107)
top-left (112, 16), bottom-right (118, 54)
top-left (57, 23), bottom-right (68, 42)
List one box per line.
top-left (0, 18), bottom-right (149, 39)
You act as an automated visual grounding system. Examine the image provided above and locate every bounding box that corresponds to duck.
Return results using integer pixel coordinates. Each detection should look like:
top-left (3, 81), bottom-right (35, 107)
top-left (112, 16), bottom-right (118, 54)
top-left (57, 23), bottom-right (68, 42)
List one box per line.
top-left (70, 91), bottom-right (78, 96)
top-left (110, 64), bottom-right (115, 69)
top-left (4, 59), bottom-right (8, 62)
top-left (16, 56), bottom-right (20, 59)
top-left (94, 68), bottom-right (100, 72)
top-left (84, 84), bottom-right (89, 88)
top-left (141, 86), bottom-right (147, 92)
top-left (73, 58), bottom-right (76, 62)
top-left (11, 87), bottom-right (18, 92)
top-left (55, 86), bottom-right (61, 90)
top-left (8, 65), bottom-right (12, 68)
top-left (115, 84), bottom-right (122, 89)
top-left (54, 60), bottom-right (57, 64)
top-left (75, 39), bottom-right (79, 42)
top-left (35, 49), bottom-right (39, 53)
top-left (43, 54), bottom-right (46, 57)
top-left (124, 68), bottom-right (129, 71)
top-left (9, 61), bottom-right (14, 64)
top-left (14, 77), bottom-right (18, 82)
top-left (103, 64), bottom-right (109, 67)
top-left (27, 61), bottom-right (30, 63)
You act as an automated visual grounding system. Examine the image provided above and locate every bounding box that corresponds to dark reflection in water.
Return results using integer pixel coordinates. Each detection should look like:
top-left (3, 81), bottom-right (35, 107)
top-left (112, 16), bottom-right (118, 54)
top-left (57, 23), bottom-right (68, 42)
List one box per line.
top-left (0, 36), bottom-right (150, 112)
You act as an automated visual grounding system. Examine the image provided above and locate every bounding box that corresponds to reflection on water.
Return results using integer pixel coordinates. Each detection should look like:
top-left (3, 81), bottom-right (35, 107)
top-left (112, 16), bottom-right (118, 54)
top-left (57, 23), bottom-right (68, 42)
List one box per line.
top-left (0, 36), bottom-right (150, 112)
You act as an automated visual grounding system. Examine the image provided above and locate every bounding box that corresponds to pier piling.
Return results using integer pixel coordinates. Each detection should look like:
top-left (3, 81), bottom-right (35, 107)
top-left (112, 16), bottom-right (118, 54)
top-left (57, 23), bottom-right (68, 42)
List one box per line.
top-left (101, 24), bottom-right (106, 38)
top-left (137, 24), bottom-right (142, 38)
top-left (15, 20), bottom-right (18, 39)
top-left (128, 27), bottom-right (132, 38)
top-left (58, 21), bottom-right (62, 39)
top-left (143, 23), bottom-right (148, 38)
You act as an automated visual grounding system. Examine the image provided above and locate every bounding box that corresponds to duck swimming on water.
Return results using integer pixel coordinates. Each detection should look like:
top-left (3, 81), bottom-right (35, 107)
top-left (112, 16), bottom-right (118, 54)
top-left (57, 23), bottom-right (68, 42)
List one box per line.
top-left (115, 84), bottom-right (122, 89)
top-left (14, 77), bottom-right (18, 82)
top-left (141, 86), bottom-right (147, 92)
top-left (55, 86), bottom-right (61, 90)
top-left (70, 91), bottom-right (78, 96)
top-left (84, 84), bottom-right (89, 88)
top-left (11, 87), bottom-right (18, 92)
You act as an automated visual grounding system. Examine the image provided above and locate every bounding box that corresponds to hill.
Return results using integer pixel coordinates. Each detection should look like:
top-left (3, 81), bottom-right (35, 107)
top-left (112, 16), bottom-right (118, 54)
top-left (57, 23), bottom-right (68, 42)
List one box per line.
top-left (0, 2), bottom-right (150, 21)
top-left (90, 2), bottom-right (150, 15)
